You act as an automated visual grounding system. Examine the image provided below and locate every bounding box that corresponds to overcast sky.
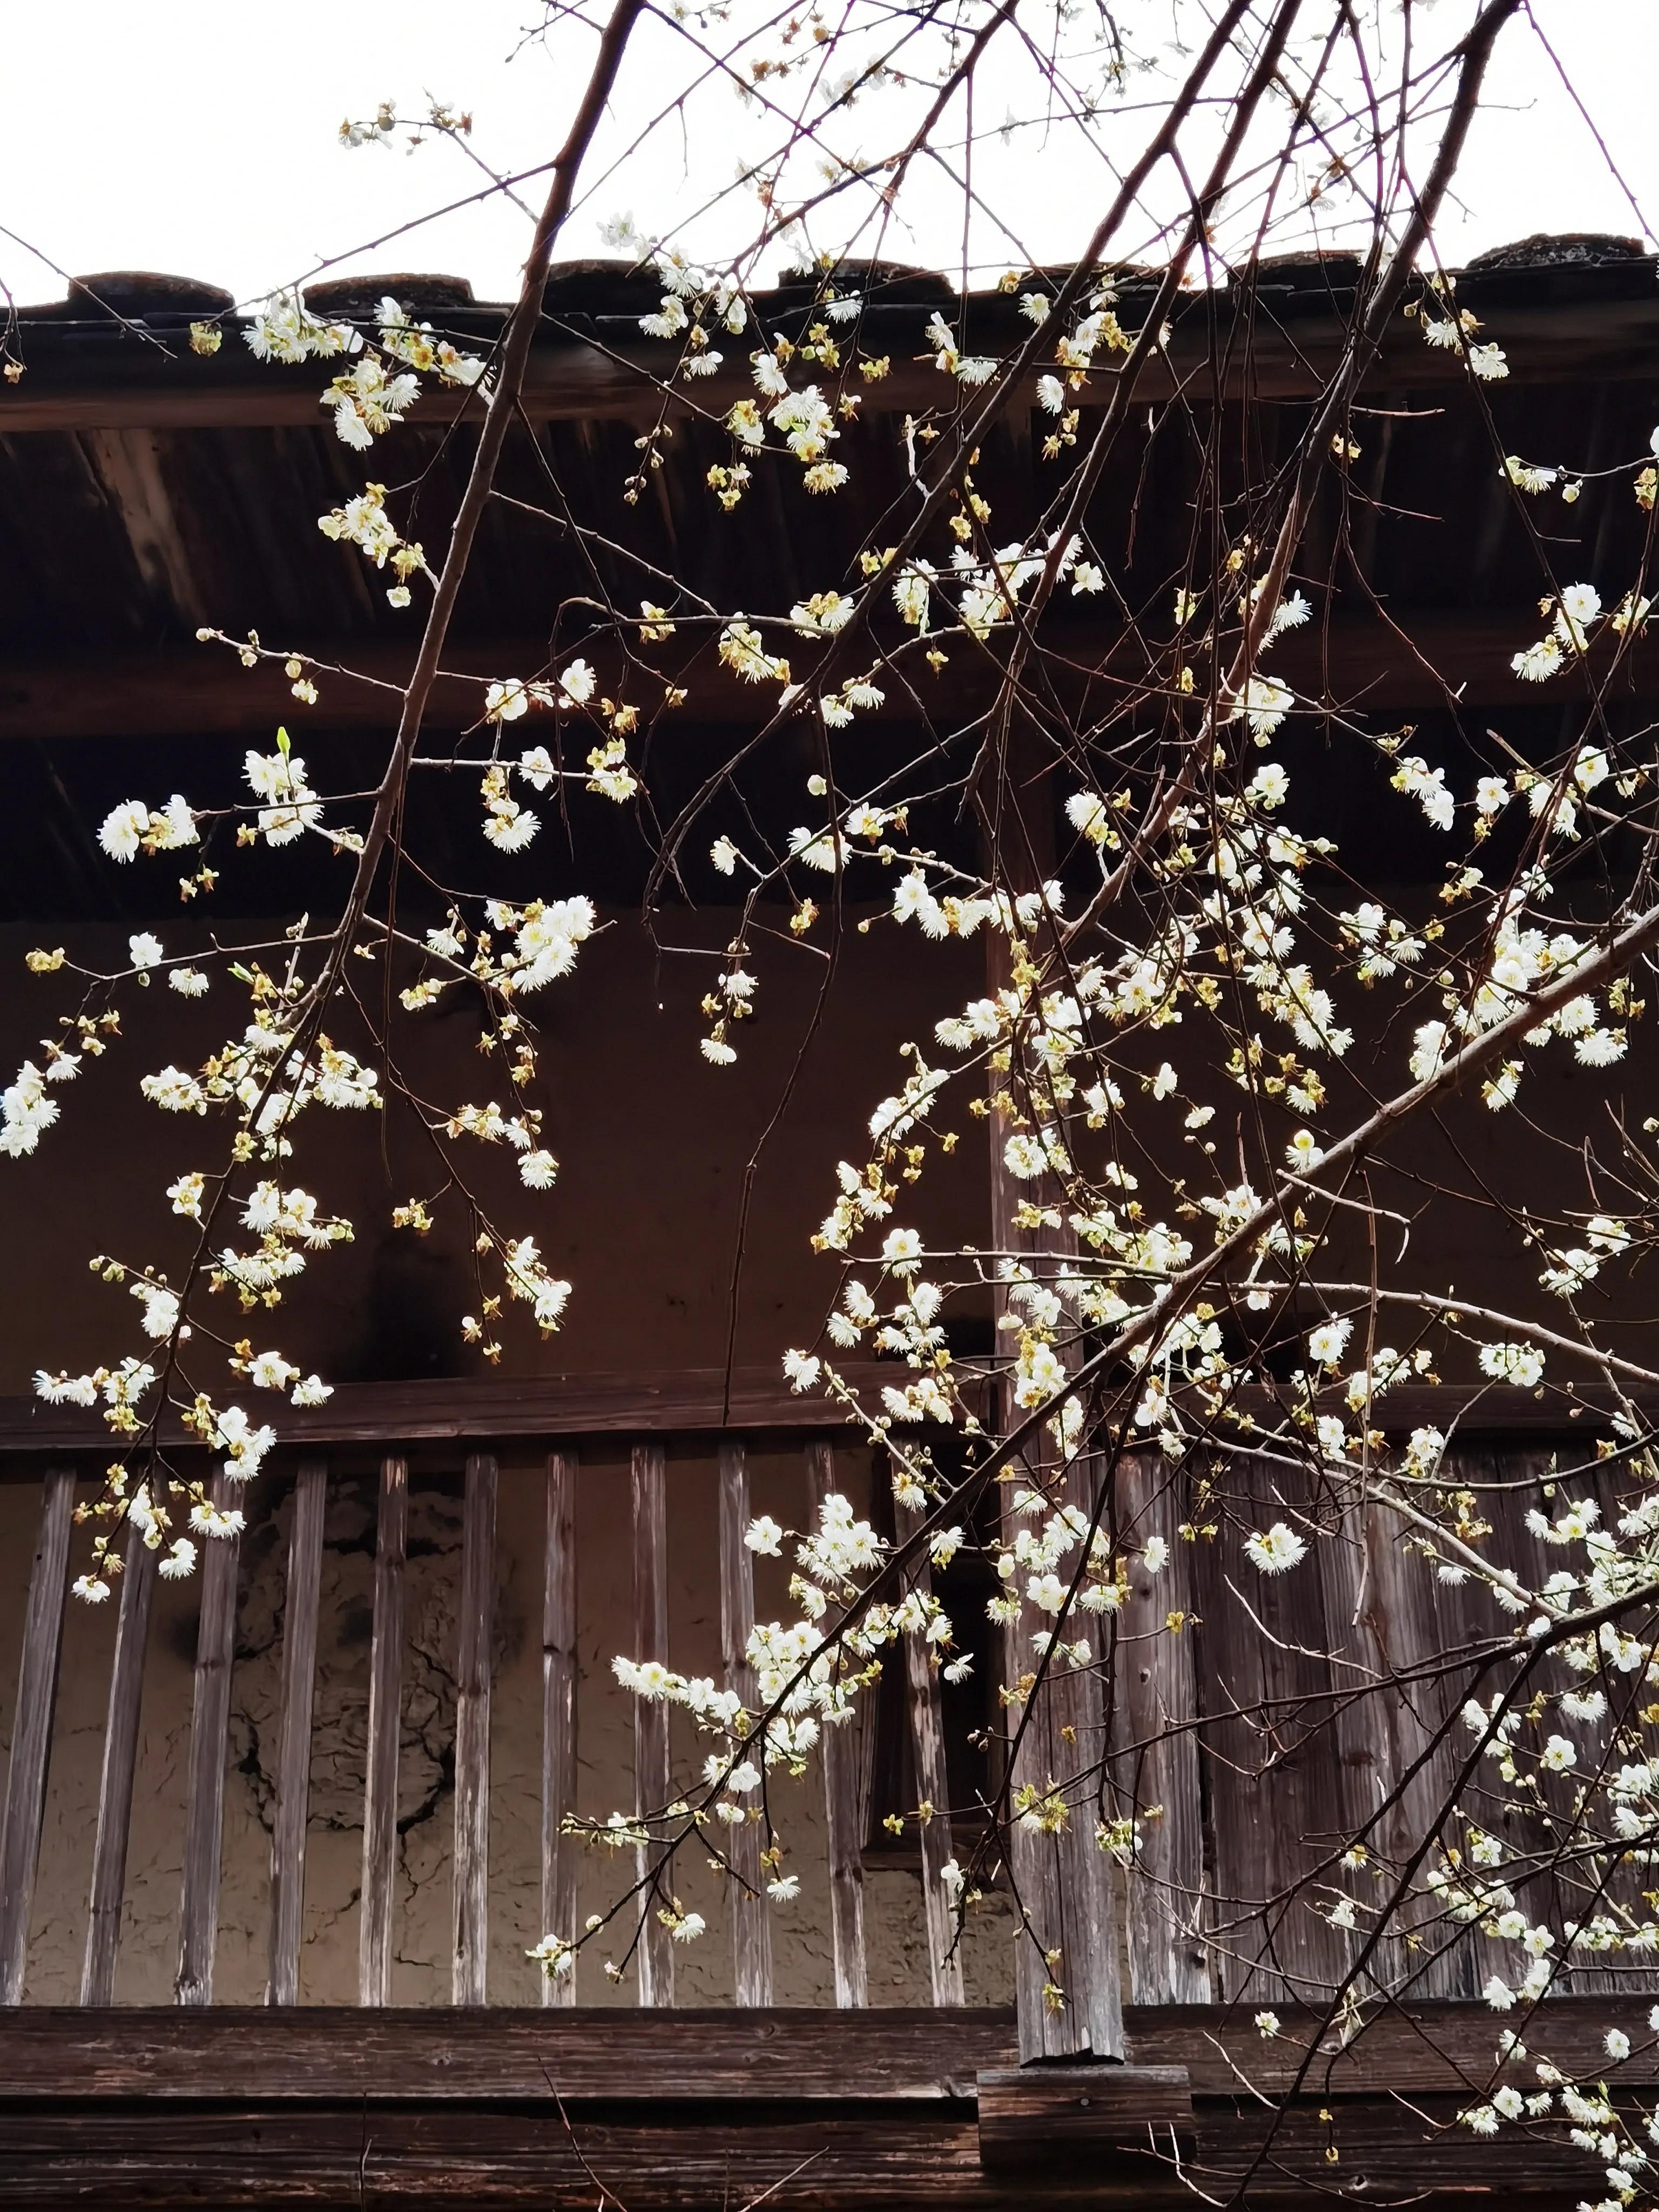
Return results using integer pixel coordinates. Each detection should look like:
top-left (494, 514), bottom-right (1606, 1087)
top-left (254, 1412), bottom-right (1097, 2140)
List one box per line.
top-left (3, 1), bottom-right (1654, 309)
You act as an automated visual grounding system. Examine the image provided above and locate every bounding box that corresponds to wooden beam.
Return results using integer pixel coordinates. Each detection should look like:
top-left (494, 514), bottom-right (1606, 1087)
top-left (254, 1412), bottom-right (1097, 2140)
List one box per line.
top-left (0, 1993), bottom-right (1655, 2102)
top-left (0, 2005), bottom-right (1013, 2100)
top-left (0, 1361), bottom-right (912, 1456)
top-left (80, 1519), bottom-right (156, 2005)
top-left (805, 1439), bottom-right (869, 2008)
top-left (631, 1441), bottom-right (673, 2007)
top-left (0, 2093), bottom-right (1619, 2205)
top-left (174, 1480), bottom-right (242, 2006)
top-left (0, 1466), bottom-right (75, 2002)
top-left (359, 1455), bottom-right (407, 2008)
top-left (5, 1367), bottom-right (1640, 1462)
top-left (266, 1458), bottom-right (326, 2007)
top-left (453, 1452), bottom-right (497, 2006)
top-left (541, 1449), bottom-right (579, 2008)
top-left (2, 614), bottom-right (1654, 744)
top-left (4, 290), bottom-right (1659, 436)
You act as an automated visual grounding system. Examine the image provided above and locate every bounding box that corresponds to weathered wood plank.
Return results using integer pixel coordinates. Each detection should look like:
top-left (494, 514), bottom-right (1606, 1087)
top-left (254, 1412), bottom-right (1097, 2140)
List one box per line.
top-left (1314, 1478), bottom-right (1480, 2003)
top-left (0, 1466), bottom-right (75, 2003)
top-left (0, 2006), bottom-right (1011, 2100)
top-left (0, 1367), bottom-right (1637, 1455)
top-left (977, 2065), bottom-right (1193, 2163)
top-left (541, 1448), bottom-right (578, 2009)
top-left (359, 1455), bottom-right (407, 2008)
top-left (805, 1439), bottom-right (869, 2008)
top-left (0, 2091), bottom-right (1613, 2205)
top-left (894, 1495), bottom-right (965, 2007)
top-left (0, 1360), bottom-right (916, 1453)
top-left (267, 1459), bottom-right (326, 2007)
top-left (0, 2112), bottom-right (1013, 2209)
top-left (1112, 1453), bottom-right (1210, 2005)
top-left (1, 1994), bottom-right (1658, 2103)
top-left (80, 1518), bottom-right (157, 2005)
top-left (174, 1478), bottom-right (242, 2006)
top-left (1192, 1455), bottom-right (1351, 2008)
top-left (717, 1439), bottom-right (772, 2007)
top-left (631, 1442), bottom-right (673, 2007)
top-left (453, 1452), bottom-right (497, 2007)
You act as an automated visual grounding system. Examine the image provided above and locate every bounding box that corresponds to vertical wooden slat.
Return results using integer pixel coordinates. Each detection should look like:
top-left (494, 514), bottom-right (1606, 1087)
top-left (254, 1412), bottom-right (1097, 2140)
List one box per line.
top-left (805, 1440), bottom-right (868, 2007)
top-left (631, 1440), bottom-right (673, 2007)
top-left (0, 1466), bottom-right (75, 2004)
top-left (266, 1458), bottom-right (327, 2007)
top-left (359, 1455), bottom-right (407, 2008)
top-left (452, 1452), bottom-right (497, 2007)
top-left (1049, 1449), bottom-right (1125, 2051)
top-left (894, 1495), bottom-right (965, 2006)
top-left (81, 1517), bottom-right (157, 2005)
top-left (1193, 1451), bottom-right (1350, 2007)
top-left (174, 1475), bottom-right (242, 2006)
top-left (541, 1448), bottom-right (579, 2008)
top-left (718, 1439), bottom-right (772, 2007)
top-left (1114, 1452), bottom-right (1210, 2005)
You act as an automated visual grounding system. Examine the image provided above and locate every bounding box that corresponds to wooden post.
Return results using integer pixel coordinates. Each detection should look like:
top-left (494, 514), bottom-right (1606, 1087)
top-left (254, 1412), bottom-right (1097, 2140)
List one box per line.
top-left (174, 1476), bottom-right (242, 2006)
top-left (359, 1455), bottom-right (407, 2008)
top-left (804, 1440), bottom-right (869, 2007)
top-left (894, 1496), bottom-right (965, 2006)
top-left (631, 1441), bottom-right (673, 2007)
top-left (1112, 1453), bottom-right (1210, 2005)
top-left (717, 1439), bottom-right (773, 2007)
top-left (266, 1459), bottom-right (327, 2006)
top-left (453, 1452), bottom-right (497, 2006)
top-left (541, 1448), bottom-right (579, 2008)
top-left (984, 757), bottom-right (1125, 2060)
top-left (0, 1466), bottom-right (75, 2004)
top-left (81, 1518), bottom-right (157, 2005)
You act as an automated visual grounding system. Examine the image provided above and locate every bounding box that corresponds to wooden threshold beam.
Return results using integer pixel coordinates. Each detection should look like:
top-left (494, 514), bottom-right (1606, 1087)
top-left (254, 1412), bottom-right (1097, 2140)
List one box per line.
top-left (0, 2095), bottom-right (1611, 2206)
top-left (2, 615), bottom-right (1655, 744)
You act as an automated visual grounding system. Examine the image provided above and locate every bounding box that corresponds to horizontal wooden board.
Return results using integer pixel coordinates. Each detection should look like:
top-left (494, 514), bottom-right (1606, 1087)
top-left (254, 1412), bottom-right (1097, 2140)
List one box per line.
top-left (0, 1371), bottom-right (1635, 1459)
top-left (0, 1364), bottom-right (906, 1456)
top-left (0, 2092), bottom-right (1614, 2206)
top-left (2, 1997), bottom-right (1656, 2104)
top-left (0, 2009), bottom-right (1012, 2102)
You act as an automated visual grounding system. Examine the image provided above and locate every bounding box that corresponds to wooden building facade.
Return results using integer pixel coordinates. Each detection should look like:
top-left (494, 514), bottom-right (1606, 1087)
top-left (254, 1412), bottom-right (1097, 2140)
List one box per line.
top-left (0, 234), bottom-right (1657, 2202)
